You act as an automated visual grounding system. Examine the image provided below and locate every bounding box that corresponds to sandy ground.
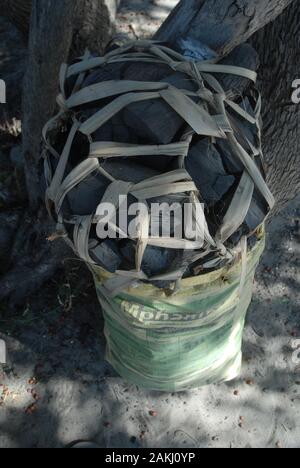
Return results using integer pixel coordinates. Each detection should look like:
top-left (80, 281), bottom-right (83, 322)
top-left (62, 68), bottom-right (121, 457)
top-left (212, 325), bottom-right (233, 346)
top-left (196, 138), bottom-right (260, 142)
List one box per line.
top-left (115, 0), bottom-right (179, 40)
top-left (0, 0), bottom-right (300, 449)
top-left (0, 195), bottom-right (299, 448)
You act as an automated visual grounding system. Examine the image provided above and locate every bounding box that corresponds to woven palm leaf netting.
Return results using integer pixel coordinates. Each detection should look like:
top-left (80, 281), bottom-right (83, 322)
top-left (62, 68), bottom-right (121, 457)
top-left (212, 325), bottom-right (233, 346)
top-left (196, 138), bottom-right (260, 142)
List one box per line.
top-left (43, 40), bottom-right (274, 295)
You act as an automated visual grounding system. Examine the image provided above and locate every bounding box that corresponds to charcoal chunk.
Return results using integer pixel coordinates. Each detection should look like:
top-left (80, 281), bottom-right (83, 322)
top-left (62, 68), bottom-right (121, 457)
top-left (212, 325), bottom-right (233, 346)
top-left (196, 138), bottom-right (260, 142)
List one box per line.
top-left (217, 103), bottom-right (259, 175)
top-left (111, 115), bottom-right (138, 144)
top-left (80, 110), bottom-right (138, 144)
top-left (123, 72), bottom-right (198, 145)
top-left (123, 62), bottom-right (172, 82)
top-left (189, 251), bottom-right (229, 276)
top-left (216, 44), bottom-right (259, 95)
top-left (245, 190), bottom-right (269, 232)
top-left (185, 139), bottom-right (236, 205)
top-left (65, 62), bottom-right (127, 100)
top-left (66, 172), bottom-right (108, 216)
top-left (101, 159), bottom-right (159, 183)
top-left (92, 121), bottom-right (114, 142)
top-left (164, 72), bottom-right (198, 91)
top-left (226, 189), bottom-right (269, 246)
top-left (83, 62), bottom-right (126, 87)
top-left (133, 155), bottom-right (175, 172)
top-left (214, 175), bottom-right (236, 198)
top-left (89, 239), bottom-right (122, 273)
top-left (228, 108), bottom-right (259, 153)
top-left (121, 242), bottom-right (178, 277)
top-left (65, 159), bottom-right (159, 216)
top-left (216, 139), bottom-right (244, 174)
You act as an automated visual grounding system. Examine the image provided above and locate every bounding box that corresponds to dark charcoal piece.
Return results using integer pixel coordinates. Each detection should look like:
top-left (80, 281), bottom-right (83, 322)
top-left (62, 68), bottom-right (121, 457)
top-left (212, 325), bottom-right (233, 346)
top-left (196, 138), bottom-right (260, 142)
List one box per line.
top-left (185, 139), bottom-right (236, 205)
top-left (217, 102), bottom-right (259, 175)
top-left (162, 72), bottom-right (197, 91)
top-left (133, 155), bottom-right (175, 172)
top-left (245, 190), bottom-right (269, 233)
top-left (69, 132), bottom-right (90, 168)
top-left (92, 121), bottom-right (114, 142)
top-left (226, 189), bottom-right (269, 247)
top-left (150, 249), bottom-right (186, 289)
top-left (247, 232), bottom-right (259, 251)
top-left (226, 229), bottom-right (243, 247)
top-left (65, 159), bottom-right (159, 217)
top-left (189, 251), bottom-right (229, 276)
top-left (83, 62), bottom-right (127, 87)
top-left (228, 108), bottom-right (258, 154)
top-left (89, 239), bottom-right (122, 273)
top-left (214, 175), bottom-right (236, 197)
top-left (121, 241), bottom-right (178, 277)
top-left (111, 115), bottom-right (139, 144)
top-left (123, 62), bottom-right (172, 82)
top-left (216, 139), bottom-right (244, 174)
top-left (123, 72), bottom-right (198, 145)
top-left (216, 44), bottom-right (259, 95)
top-left (101, 159), bottom-right (159, 183)
top-left (72, 67), bottom-right (127, 113)
top-left (81, 110), bottom-right (138, 144)
top-left (66, 172), bottom-right (108, 216)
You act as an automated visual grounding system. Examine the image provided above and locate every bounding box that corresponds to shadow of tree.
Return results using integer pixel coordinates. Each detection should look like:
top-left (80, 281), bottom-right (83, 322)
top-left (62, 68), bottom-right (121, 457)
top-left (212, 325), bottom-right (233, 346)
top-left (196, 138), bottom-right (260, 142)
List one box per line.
top-left (1, 192), bottom-right (300, 448)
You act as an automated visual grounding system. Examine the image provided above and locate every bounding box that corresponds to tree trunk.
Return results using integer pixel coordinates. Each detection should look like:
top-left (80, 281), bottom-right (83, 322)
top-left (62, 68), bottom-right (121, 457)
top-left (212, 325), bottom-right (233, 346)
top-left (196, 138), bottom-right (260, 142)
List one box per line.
top-left (156, 0), bottom-right (294, 55)
top-left (2, 0), bottom-right (31, 37)
top-left (1, 0), bottom-right (119, 47)
top-left (250, 1), bottom-right (300, 212)
top-left (0, 0), bottom-right (120, 305)
top-left (22, 0), bottom-right (119, 210)
top-left (22, 0), bottom-right (77, 210)
top-left (72, 0), bottom-right (120, 55)
top-left (156, 0), bottom-right (299, 212)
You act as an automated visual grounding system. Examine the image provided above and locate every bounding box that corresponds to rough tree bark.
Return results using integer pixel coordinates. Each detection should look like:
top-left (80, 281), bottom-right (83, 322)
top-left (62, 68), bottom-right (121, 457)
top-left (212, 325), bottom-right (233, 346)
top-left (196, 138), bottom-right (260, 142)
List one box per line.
top-left (11, 0), bottom-right (119, 208)
top-left (0, 0), bottom-right (119, 305)
top-left (0, 1), bottom-right (78, 306)
top-left (156, 0), bottom-right (294, 56)
top-left (250, 1), bottom-right (300, 212)
top-left (23, 0), bottom-right (77, 209)
top-left (0, 0), bottom-right (299, 304)
top-left (2, 0), bottom-right (119, 47)
top-left (2, 0), bottom-right (32, 37)
top-left (72, 0), bottom-right (119, 56)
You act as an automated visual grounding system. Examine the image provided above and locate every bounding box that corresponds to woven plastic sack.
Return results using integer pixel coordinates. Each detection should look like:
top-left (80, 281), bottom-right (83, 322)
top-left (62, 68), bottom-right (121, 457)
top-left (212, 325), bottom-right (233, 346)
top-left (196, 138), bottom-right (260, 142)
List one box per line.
top-left (42, 41), bottom-right (272, 392)
top-left (92, 233), bottom-right (265, 392)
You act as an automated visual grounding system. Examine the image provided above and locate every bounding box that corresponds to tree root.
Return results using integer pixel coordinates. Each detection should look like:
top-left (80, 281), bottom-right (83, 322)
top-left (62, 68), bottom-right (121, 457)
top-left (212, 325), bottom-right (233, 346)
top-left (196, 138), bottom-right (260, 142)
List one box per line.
top-left (0, 255), bottom-right (62, 307)
top-left (0, 209), bottom-right (69, 308)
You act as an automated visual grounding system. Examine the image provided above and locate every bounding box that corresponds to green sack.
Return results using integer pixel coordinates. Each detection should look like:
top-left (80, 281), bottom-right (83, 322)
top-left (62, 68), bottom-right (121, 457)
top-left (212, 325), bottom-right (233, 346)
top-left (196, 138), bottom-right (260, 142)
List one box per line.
top-left (92, 236), bottom-right (265, 392)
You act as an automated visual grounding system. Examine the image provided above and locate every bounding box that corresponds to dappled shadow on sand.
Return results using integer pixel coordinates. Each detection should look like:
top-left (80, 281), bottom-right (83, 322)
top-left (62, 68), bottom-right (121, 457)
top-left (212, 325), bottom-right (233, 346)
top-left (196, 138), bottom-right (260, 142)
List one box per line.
top-left (0, 197), bottom-right (299, 448)
top-left (116, 0), bottom-right (179, 40)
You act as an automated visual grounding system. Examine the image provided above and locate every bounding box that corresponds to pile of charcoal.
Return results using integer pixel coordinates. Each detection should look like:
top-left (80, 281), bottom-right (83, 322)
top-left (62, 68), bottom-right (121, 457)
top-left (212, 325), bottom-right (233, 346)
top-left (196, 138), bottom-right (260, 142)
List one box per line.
top-left (43, 40), bottom-right (274, 291)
